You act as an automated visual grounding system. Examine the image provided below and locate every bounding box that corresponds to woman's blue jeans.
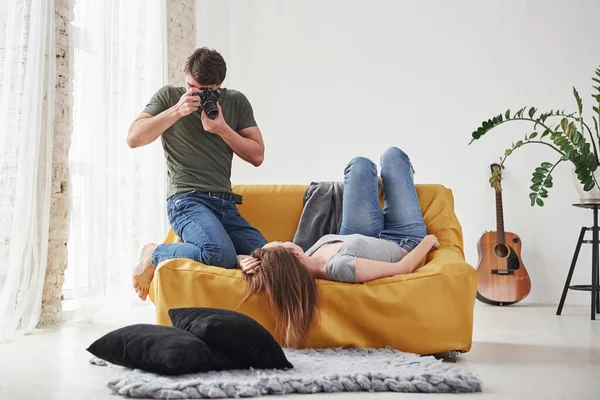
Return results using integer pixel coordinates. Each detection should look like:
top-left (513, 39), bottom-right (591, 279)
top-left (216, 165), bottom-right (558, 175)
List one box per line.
top-left (339, 147), bottom-right (427, 252)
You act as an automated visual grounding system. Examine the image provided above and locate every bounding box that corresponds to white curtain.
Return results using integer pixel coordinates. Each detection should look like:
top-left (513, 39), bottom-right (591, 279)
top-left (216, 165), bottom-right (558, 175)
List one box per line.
top-left (0, 0), bottom-right (56, 339)
top-left (66, 0), bottom-right (168, 320)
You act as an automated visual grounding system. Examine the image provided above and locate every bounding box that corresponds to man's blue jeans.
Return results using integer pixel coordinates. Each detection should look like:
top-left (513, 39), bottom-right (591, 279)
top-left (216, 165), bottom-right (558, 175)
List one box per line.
top-left (151, 192), bottom-right (267, 269)
top-left (340, 147), bottom-right (427, 252)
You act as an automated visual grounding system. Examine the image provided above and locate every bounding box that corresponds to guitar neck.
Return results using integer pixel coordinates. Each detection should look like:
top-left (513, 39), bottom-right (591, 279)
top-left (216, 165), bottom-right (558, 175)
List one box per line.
top-left (496, 191), bottom-right (505, 244)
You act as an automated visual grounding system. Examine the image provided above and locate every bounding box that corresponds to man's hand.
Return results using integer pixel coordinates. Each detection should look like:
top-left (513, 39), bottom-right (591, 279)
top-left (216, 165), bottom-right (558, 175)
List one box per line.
top-left (201, 102), bottom-right (230, 135)
top-left (237, 255), bottom-right (260, 274)
top-left (174, 88), bottom-right (201, 117)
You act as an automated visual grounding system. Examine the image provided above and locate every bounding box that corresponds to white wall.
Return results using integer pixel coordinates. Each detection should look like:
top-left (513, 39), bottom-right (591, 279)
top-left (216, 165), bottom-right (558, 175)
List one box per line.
top-left (197, 0), bottom-right (600, 305)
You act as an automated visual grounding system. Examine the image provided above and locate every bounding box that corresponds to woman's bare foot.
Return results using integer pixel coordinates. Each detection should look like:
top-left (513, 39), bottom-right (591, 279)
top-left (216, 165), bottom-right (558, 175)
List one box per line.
top-left (132, 243), bottom-right (159, 301)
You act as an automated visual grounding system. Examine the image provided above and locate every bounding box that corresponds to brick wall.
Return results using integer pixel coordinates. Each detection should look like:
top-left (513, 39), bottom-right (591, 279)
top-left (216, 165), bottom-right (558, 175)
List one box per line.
top-left (167, 0), bottom-right (196, 86)
top-left (35, 0), bottom-right (197, 325)
top-left (39, 0), bottom-right (72, 326)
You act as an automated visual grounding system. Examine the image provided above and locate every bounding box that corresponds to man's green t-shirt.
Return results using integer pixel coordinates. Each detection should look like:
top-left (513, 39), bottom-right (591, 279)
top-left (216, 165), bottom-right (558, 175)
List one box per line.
top-left (143, 86), bottom-right (257, 199)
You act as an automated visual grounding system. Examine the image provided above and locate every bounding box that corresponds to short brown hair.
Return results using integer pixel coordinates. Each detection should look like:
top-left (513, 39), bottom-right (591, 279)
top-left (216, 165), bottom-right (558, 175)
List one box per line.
top-left (241, 247), bottom-right (319, 348)
top-left (184, 47), bottom-right (227, 85)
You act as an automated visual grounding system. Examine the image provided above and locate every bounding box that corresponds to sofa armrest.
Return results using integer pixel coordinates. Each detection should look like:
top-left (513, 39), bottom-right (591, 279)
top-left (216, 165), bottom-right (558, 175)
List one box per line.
top-left (427, 247), bottom-right (470, 265)
top-left (418, 247), bottom-right (476, 276)
top-left (163, 228), bottom-right (178, 245)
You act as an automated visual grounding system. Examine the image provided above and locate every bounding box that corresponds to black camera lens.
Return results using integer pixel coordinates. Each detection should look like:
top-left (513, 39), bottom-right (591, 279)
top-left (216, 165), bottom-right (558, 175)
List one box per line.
top-left (203, 101), bottom-right (218, 119)
top-left (197, 89), bottom-right (219, 120)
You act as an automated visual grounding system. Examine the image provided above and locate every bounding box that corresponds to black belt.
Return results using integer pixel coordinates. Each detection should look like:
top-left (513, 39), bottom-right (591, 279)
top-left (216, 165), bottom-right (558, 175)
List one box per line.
top-left (207, 191), bottom-right (243, 204)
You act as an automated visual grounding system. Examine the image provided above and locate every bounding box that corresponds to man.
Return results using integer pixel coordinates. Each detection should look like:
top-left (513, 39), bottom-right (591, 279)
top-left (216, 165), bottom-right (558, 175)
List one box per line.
top-left (129, 47), bottom-right (267, 300)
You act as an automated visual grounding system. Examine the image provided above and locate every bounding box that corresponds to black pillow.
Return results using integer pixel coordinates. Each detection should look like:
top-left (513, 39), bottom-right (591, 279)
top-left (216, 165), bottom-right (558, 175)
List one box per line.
top-left (168, 308), bottom-right (293, 369)
top-left (87, 324), bottom-right (237, 375)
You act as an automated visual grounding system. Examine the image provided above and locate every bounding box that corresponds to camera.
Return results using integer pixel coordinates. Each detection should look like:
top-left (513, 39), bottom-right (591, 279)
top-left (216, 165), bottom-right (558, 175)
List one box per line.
top-left (194, 88), bottom-right (220, 120)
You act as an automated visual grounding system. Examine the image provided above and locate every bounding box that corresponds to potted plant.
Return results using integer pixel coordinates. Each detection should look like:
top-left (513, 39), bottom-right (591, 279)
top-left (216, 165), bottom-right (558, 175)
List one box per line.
top-left (469, 66), bottom-right (600, 206)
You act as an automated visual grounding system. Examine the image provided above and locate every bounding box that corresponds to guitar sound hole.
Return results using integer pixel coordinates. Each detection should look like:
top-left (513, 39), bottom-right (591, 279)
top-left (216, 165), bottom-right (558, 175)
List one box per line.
top-left (494, 244), bottom-right (509, 258)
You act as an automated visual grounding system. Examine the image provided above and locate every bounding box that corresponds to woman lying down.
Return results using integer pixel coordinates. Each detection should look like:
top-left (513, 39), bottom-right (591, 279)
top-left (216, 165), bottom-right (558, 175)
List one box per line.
top-left (237, 147), bottom-right (438, 348)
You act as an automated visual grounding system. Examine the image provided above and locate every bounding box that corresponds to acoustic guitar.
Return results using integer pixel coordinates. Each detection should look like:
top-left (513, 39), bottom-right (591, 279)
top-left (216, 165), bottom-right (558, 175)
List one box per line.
top-left (476, 164), bottom-right (531, 305)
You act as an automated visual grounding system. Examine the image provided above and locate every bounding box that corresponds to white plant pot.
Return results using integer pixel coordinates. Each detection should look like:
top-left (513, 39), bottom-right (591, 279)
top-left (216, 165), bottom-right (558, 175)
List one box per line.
top-left (573, 168), bottom-right (600, 203)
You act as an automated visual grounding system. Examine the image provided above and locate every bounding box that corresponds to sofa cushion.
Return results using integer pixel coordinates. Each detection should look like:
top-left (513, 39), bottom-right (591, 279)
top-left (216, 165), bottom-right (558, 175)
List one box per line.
top-left (86, 324), bottom-right (236, 375)
top-left (168, 307), bottom-right (293, 369)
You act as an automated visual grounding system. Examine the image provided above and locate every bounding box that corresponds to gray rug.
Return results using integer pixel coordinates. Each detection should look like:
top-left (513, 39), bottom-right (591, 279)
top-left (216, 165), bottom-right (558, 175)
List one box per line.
top-left (91, 348), bottom-right (482, 398)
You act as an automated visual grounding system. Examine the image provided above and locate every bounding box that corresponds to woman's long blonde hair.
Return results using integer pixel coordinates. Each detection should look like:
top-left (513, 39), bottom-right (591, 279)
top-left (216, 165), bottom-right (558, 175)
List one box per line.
top-left (241, 247), bottom-right (319, 348)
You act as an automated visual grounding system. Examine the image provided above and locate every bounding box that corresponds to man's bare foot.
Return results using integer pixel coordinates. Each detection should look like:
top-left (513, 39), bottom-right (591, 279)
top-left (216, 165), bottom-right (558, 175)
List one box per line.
top-left (132, 243), bottom-right (159, 301)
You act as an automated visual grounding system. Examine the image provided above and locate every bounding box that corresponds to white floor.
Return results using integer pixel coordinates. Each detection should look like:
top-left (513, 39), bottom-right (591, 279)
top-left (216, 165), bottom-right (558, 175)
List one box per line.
top-left (0, 303), bottom-right (599, 400)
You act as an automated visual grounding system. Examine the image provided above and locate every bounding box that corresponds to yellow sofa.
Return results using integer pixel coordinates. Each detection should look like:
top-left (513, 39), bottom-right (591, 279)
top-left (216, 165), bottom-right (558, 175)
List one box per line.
top-left (149, 184), bottom-right (477, 355)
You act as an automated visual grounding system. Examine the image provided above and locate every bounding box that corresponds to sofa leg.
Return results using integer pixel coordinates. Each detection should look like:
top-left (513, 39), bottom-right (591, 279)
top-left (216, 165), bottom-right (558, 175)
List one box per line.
top-left (431, 350), bottom-right (458, 362)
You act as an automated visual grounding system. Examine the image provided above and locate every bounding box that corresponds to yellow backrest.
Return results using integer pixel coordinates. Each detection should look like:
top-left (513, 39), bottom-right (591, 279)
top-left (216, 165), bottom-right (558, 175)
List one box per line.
top-left (232, 184), bottom-right (464, 256)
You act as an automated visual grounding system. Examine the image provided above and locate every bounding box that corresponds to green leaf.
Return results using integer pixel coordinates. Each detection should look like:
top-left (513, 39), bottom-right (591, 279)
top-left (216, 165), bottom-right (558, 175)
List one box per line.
top-left (542, 129), bottom-right (551, 138)
top-left (594, 106), bottom-right (600, 114)
top-left (505, 109), bottom-right (511, 119)
top-left (528, 107), bottom-right (537, 118)
top-left (505, 149), bottom-right (513, 156)
top-left (561, 118), bottom-right (569, 132)
top-left (541, 162), bottom-right (553, 169)
top-left (529, 192), bottom-right (537, 200)
top-left (530, 198), bottom-right (536, 207)
top-left (516, 140), bottom-right (524, 148)
top-left (587, 153), bottom-right (597, 170)
top-left (529, 132), bottom-right (538, 140)
top-left (572, 131), bottom-right (580, 144)
top-left (532, 178), bottom-right (544, 186)
top-left (536, 198), bottom-right (544, 206)
top-left (593, 77), bottom-right (600, 85)
top-left (544, 180), bottom-right (553, 188)
top-left (593, 117), bottom-right (599, 136)
top-left (584, 181), bottom-right (595, 191)
top-left (573, 87), bottom-right (583, 115)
